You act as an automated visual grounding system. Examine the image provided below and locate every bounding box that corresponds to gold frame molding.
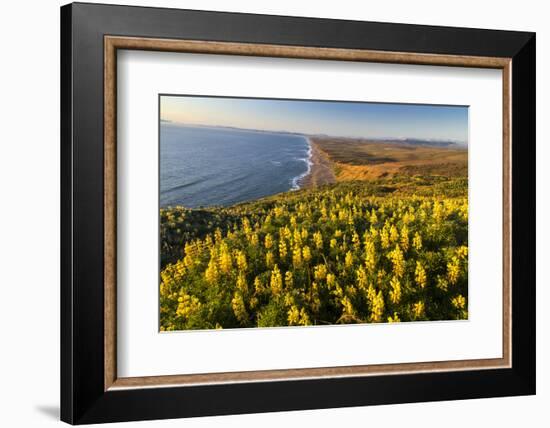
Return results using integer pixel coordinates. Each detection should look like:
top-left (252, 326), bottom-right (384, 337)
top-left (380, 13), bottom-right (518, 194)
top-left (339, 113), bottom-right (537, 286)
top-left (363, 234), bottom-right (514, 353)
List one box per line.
top-left (104, 35), bottom-right (512, 391)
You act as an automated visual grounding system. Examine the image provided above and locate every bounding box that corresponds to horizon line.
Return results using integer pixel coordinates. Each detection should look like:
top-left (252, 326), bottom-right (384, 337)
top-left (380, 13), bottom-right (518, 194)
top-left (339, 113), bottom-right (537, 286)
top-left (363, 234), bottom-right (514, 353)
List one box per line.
top-left (160, 120), bottom-right (468, 146)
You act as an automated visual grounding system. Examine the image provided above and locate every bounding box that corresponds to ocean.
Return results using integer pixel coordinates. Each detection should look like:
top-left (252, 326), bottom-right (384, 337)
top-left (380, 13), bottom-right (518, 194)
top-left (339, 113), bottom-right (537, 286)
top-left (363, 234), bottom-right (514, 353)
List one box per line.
top-left (160, 124), bottom-right (312, 208)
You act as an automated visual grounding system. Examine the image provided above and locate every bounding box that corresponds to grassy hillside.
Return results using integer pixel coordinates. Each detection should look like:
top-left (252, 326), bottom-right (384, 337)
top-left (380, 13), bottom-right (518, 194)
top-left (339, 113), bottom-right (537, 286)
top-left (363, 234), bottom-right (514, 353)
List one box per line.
top-left (160, 176), bottom-right (468, 331)
top-left (312, 137), bottom-right (468, 180)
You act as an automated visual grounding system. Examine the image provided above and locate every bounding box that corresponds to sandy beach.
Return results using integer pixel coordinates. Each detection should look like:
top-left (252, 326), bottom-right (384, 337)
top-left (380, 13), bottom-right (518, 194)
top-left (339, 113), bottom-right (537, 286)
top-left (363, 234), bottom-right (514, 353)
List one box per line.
top-left (299, 139), bottom-right (336, 188)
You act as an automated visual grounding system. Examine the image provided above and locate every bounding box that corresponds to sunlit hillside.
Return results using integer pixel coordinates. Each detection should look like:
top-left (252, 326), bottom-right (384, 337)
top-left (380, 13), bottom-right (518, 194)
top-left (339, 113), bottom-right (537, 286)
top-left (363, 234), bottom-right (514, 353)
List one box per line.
top-left (312, 137), bottom-right (468, 180)
top-left (160, 175), bottom-right (468, 331)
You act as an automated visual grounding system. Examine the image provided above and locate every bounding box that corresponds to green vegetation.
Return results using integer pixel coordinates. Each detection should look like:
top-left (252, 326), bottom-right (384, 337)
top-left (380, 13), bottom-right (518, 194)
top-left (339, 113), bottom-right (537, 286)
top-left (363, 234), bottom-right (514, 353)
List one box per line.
top-left (160, 176), bottom-right (468, 331)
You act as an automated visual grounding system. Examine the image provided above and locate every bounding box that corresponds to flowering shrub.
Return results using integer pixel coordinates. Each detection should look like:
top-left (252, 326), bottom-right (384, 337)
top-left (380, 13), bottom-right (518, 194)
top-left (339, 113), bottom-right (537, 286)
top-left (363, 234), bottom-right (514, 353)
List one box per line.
top-left (160, 178), bottom-right (468, 331)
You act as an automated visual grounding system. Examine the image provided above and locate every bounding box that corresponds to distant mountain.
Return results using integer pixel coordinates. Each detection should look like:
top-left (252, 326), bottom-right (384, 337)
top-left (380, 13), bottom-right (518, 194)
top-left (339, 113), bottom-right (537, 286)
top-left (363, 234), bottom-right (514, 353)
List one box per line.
top-left (398, 138), bottom-right (465, 148)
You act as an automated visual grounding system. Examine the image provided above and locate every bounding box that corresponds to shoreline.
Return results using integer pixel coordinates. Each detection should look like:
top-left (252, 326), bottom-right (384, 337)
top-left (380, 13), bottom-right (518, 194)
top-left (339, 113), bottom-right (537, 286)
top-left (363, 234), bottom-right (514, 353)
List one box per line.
top-left (291, 139), bottom-right (313, 190)
top-left (297, 138), bottom-right (336, 189)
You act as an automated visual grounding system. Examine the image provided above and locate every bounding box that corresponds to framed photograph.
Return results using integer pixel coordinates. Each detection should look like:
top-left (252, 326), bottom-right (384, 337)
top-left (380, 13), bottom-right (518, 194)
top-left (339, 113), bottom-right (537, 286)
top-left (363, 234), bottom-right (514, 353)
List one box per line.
top-left (61, 2), bottom-right (536, 424)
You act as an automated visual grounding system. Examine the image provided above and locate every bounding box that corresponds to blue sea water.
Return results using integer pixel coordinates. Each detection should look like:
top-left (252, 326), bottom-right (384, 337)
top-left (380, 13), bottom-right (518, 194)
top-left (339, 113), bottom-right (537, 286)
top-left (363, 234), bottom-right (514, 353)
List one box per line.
top-left (160, 124), bottom-right (312, 208)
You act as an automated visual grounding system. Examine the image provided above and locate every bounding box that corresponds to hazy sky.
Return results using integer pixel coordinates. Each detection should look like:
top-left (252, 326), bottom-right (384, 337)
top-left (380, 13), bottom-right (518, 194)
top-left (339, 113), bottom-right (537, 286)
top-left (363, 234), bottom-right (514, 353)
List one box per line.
top-left (160, 95), bottom-right (468, 142)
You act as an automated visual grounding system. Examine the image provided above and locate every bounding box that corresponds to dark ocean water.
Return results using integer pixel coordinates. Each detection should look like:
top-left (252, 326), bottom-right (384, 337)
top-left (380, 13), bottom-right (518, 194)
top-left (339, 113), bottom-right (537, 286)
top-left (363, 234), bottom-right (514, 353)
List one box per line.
top-left (160, 124), bottom-right (311, 208)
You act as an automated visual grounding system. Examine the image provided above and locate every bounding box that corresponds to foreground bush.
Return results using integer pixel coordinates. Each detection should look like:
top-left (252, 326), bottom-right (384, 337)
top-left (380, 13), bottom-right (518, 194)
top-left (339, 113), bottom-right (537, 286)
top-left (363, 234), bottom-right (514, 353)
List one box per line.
top-left (160, 178), bottom-right (468, 330)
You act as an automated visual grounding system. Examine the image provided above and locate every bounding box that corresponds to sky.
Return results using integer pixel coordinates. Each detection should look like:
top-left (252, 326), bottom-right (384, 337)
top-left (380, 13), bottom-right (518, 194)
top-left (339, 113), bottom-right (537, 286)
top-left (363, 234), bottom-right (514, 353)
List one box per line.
top-left (160, 95), bottom-right (468, 143)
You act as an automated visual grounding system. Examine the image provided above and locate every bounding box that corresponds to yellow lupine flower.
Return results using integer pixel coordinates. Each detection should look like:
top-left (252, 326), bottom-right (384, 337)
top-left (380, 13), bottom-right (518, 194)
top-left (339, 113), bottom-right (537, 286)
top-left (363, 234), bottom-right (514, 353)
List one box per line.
top-left (264, 233), bottom-right (274, 249)
top-left (388, 244), bottom-right (405, 278)
top-left (370, 290), bottom-right (385, 322)
top-left (183, 252), bottom-right (194, 269)
top-left (369, 209), bottom-right (378, 224)
top-left (369, 225), bottom-right (378, 238)
top-left (313, 231), bottom-right (323, 249)
top-left (270, 265), bottom-right (283, 295)
top-left (280, 226), bottom-right (292, 241)
top-left (279, 239), bottom-right (288, 259)
top-left (249, 233), bottom-right (259, 247)
top-left (205, 258), bottom-right (219, 284)
top-left (291, 245), bottom-right (302, 267)
top-left (283, 293), bottom-right (295, 307)
top-left (242, 217), bottom-right (251, 234)
top-left (338, 210), bottom-right (347, 221)
top-left (447, 256), bottom-right (460, 285)
top-left (159, 281), bottom-right (169, 297)
top-left (380, 228), bottom-right (390, 249)
top-left (236, 272), bottom-right (248, 293)
top-left (356, 265), bottom-right (367, 291)
top-left (254, 276), bottom-right (264, 294)
top-left (218, 244), bottom-right (232, 274)
top-left (302, 246), bottom-right (312, 263)
top-left (345, 251), bottom-right (354, 268)
top-left (287, 306), bottom-right (300, 325)
top-left (235, 250), bottom-right (247, 272)
top-left (366, 283), bottom-right (376, 302)
top-left (341, 296), bottom-right (355, 317)
top-left (293, 228), bottom-right (302, 247)
top-left (412, 301), bottom-right (425, 319)
top-left (456, 245), bottom-right (468, 260)
top-left (412, 232), bottom-right (422, 251)
top-left (352, 232), bottom-right (360, 248)
top-left (364, 239), bottom-right (376, 272)
top-left (436, 275), bottom-right (449, 292)
top-left (400, 225), bottom-right (409, 251)
top-left (415, 261), bottom-right (427, 288)
top-left (273, 206), bottom-right (284, 218)
top-left (314, 264), bottom-right (327, 281)
top-left (176, 294), bottom-right (201, 319)
top-left (231, 293), bottom-right (248, 324)
top-left (389, 276), bottom-right (401, 304)
top-left (284, 270), bottom-right (293, 289)
top-left (299, 308), bottom-right (311, 326)
top-left (389, 225), bottom-right (399, 243)
top-left (452, 294), bottom-right (466, 309)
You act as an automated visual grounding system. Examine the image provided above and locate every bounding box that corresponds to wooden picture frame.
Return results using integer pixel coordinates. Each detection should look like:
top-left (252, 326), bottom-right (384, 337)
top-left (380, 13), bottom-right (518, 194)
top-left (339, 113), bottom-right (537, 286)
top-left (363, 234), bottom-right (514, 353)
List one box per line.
top-left (61, 2), bottom-right (535, 424)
